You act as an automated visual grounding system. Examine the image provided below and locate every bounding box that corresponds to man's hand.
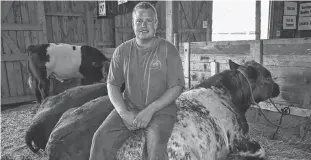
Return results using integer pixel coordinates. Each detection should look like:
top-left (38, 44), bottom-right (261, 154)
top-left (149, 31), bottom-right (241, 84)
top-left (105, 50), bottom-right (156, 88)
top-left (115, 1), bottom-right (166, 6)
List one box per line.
top-left (133, 107), bottom-right (155, 129)
top-left (121, 110), bottom-right (138, 130)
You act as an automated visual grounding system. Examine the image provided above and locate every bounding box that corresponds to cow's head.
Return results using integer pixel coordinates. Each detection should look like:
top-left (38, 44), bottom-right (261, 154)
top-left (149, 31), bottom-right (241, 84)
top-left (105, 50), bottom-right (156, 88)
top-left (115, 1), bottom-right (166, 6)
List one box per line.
top-left (228, 59), bottom-right (280, 107)
top-left (91, 59), bottom-right (110, 83)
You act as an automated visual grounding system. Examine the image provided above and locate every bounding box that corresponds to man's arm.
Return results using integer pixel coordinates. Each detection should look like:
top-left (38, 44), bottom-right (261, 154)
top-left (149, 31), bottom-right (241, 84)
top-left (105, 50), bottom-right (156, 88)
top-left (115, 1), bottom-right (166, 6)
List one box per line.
top-left (107, 83), bottom-right (129, 118)
top-left (148, 42), bottom-right (185, 113)
top-left (147, 85), bottom-right (183, 114)
top-left (106, 45), bottom-right (130, 118)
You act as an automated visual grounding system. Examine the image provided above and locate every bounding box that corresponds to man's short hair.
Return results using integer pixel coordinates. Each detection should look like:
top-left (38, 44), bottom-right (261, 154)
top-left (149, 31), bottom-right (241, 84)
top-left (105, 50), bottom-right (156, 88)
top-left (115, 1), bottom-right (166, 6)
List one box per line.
top-left (132, 2), bottom-right (158, 20)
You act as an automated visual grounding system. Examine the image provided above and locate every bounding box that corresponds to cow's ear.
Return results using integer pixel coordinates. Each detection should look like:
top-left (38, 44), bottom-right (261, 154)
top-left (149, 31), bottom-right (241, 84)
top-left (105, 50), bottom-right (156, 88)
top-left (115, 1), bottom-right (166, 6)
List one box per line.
top-left (245, 66), bottom-right (258, 80)
top-left (229, 59), bottom-right (240, 70)
top-left (92, 62), bottom-right (101, 68)
top-left (26, 45), bottom-right (36, 52)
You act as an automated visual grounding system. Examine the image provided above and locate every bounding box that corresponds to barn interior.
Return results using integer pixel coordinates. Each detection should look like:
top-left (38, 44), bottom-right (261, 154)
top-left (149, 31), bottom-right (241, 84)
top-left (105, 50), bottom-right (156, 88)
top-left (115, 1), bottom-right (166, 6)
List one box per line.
top-left (1, 1), bottom-right (311, 160)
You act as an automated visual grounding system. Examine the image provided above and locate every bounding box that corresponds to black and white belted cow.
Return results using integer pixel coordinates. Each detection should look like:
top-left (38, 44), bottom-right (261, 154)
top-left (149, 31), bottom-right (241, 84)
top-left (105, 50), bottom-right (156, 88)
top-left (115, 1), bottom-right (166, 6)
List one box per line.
top-left (27, 43), bottom-right (110, 104)
top-left (115, 59), bottom-right (280, 160)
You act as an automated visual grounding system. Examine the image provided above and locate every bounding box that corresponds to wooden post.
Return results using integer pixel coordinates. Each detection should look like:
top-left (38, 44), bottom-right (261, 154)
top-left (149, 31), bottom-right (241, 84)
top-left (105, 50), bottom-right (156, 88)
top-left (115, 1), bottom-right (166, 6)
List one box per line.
top-left (206, 1), bottom-right (213, 42)
top-left (166, 0), bottom-right (178, 43)
top-left (210, 61), bottom-right (220, 76)
top-left (255, 0), bottom-right (261, 40)
top-left (37, 1), bottom-right (48, 43)
top-left (174, 33), bottom-right (179, 50)
top-left (184, 42), bottom-right (191, 89)
top-left (86, 2), bottom-right (95, 46)
top-left (259, 40), bottom-right (263, 64)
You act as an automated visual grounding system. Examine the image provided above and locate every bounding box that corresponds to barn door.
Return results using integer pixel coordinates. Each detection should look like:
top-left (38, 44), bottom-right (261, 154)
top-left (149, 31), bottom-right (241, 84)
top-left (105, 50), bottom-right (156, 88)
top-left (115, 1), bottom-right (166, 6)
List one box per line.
top-left (1, 1), bottom-right (48, 105)
top-left (178, 1), bottom-right (212, 43)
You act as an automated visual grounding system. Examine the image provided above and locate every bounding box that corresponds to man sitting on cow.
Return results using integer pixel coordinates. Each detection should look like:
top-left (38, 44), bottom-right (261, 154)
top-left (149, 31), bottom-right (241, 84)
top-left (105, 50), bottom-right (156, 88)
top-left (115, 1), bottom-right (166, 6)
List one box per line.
top-left (89, 2), bottom-right (185, 160)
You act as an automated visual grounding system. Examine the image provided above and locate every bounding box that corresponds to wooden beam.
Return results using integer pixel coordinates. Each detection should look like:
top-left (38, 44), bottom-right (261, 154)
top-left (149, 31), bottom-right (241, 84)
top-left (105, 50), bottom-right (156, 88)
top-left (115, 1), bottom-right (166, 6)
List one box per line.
top-left (1, 95), bottom-right (35, 105)
top-left (115, 27), bottom-right (206, 33)
top-left (96, 41), bottom-right (115, 46)
top-left (37, 1), bottom-right (48, 43)
top-left (1, 54), bottom-right (27, 61)
top-left (166, 0), bottom-right (178, 43)
top-left (1, 23), bottom-right (42, 31)
top-left (1, 32), bottom-right (22, 54)
top-left (70, 42), bottom-right (87, 46)
top-left (255, 1), bottom-right (261, 40)
top-left (1, 1), bottom-right (13, 22)
top-left (252, 103), bottom-right (311, 118)
top-left (45, 12), bottom-right (84, 17)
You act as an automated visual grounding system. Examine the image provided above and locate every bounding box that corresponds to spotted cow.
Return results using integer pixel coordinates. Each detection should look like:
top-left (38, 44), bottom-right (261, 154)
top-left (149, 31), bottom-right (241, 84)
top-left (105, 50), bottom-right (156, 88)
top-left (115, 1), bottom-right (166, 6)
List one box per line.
top-left (27, 43), bottom-right (110, 104)
top-left (115, 59), bottom-right (280, 160)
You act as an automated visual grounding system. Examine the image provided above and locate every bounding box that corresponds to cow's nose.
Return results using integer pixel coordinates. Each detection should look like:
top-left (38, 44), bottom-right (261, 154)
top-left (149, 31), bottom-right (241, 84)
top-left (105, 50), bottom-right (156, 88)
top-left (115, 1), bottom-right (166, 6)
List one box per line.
top-left (272, 83), bottom-right (280, 97)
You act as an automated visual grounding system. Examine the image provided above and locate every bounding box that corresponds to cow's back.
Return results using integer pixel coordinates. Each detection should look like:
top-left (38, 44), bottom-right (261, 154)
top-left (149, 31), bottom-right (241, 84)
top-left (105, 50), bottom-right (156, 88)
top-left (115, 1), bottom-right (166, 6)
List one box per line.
top-left (45, 43), bottom-right (83, 79)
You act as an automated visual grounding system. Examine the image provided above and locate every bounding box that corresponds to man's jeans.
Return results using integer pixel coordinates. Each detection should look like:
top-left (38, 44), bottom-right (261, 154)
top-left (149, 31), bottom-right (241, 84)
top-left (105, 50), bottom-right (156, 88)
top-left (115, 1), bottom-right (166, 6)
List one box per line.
top-left (89, 109), bottom-right (175, 160)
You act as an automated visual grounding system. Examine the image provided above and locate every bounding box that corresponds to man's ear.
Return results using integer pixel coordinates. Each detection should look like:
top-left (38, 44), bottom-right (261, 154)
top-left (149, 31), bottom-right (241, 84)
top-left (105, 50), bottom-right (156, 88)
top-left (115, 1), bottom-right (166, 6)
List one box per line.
top-left (229, 59), bottom-right (240, 70)
top-left (155, 18), bottom-right (158, 29)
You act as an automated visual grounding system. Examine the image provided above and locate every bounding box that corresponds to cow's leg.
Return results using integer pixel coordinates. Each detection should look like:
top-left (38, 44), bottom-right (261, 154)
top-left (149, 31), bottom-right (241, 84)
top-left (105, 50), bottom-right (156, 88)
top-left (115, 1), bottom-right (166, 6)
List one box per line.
top-left (30, 79), bottom-right (43, 114)
top-left (81, 78), bottom-right (85, 85)
top-left (43, 79), bottom-right (50, 99)
top-left (30, 78), bottom-right (42, 104)
top-left (142, 114), bottom-right (175, 160)
top-left (82, 78), bottom-right (94, 85)
top-left (231, 136), bottom-right (265, 159)
top-left (89, 109), bottom-right (133, 160)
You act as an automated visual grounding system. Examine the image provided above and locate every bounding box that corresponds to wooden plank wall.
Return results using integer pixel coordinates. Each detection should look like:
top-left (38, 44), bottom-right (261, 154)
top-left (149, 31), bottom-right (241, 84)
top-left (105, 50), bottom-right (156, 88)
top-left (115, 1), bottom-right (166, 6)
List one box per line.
top-left (262, 38), bottom-right (311, 109)
top-left (44, 1), bottom-right (88, 45)
top-left (179, 40), bottom-right (261, 88)
top-left (180, 38), bottom-right (311, 137)
top-left (1, 1), bottom-right (46, 105)
top-left (114, 1), bottom-right (212, 47)
top-left (92, 2), bottom-right (115, 49)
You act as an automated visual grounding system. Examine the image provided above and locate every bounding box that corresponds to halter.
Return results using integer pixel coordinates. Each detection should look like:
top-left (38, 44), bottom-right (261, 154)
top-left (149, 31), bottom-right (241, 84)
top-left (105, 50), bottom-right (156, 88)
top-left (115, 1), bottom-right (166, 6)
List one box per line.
top-left (236, 68), bottom-right (258, 105)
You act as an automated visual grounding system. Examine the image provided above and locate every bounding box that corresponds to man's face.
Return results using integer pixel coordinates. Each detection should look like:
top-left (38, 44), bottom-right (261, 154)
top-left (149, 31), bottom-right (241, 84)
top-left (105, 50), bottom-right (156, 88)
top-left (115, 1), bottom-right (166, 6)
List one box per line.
top-left (132, 8), bottom-right (158, 41)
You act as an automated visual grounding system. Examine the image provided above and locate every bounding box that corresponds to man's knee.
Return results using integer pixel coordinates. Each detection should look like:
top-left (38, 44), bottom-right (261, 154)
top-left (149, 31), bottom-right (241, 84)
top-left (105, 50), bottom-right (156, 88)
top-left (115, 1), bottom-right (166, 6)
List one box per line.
top-left (91, 127), bottom-right (108, 146)
top-left (145, 114), bottom-right (175, 160)
top-left (89, 124), bottom-right (122, 160)
top-left (146, 143), bottom-right (169, 160)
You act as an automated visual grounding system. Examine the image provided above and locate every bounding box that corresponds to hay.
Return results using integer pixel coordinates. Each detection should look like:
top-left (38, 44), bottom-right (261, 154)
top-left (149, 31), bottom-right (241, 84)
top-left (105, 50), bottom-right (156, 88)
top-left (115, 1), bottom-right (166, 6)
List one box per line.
top-left (248, 123), bottom-right (311, 160)
top-left (1, 103), bottom-right (310, 160)
top-left (1, 104), bottom-right (46, 160)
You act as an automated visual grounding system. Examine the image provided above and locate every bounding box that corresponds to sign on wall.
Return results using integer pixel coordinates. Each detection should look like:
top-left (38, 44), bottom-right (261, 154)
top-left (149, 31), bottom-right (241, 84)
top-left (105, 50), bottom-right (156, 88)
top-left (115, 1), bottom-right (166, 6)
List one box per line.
top-left (299, 3), bottom-right (311, 17)
top-left (298, 16), bottom-right (311, 30)
top-left (284, 2), bottom-right (297, 15)
top-left (118, 0), bottom-right (128, 5)
top-left (283, 16), bottom-right (297, 29)
top-left (98, 1), bottom-right (106, 17)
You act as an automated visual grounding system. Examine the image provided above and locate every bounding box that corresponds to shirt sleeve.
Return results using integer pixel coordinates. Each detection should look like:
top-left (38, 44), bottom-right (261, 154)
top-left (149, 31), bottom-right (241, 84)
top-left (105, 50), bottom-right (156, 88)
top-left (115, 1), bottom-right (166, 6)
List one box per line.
top-left (166, 43), bottom-right (185, 89)
top-left (107, 46), bottom-right (124, 87)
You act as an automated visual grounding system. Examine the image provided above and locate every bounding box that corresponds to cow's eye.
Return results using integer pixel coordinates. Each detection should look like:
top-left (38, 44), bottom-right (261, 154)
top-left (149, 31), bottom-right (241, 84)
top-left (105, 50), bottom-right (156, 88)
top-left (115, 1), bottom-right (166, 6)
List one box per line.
top-left (264, 77), bottom-right (271, 81)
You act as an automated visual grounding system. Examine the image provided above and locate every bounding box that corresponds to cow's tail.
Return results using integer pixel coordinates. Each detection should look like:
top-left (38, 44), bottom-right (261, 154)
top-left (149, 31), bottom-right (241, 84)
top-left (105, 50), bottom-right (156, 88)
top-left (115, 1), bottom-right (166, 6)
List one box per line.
top-left (234, 136), bottom-right (265, 160)
top-left (26, 48), bottom-right (35, 91)
top-left (25, 125), bottom-right (40, 153)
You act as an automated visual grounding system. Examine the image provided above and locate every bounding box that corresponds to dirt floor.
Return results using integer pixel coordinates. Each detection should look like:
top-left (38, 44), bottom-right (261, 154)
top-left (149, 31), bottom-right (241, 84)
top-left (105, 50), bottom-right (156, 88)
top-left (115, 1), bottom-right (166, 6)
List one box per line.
top-left (1, 103), bottom-right (311, 160)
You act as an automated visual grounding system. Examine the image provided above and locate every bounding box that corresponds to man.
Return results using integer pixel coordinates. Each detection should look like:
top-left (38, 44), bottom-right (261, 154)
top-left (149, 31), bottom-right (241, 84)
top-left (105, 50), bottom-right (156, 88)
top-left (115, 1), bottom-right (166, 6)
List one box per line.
top-left (89, 2), bottom-right (185, 160)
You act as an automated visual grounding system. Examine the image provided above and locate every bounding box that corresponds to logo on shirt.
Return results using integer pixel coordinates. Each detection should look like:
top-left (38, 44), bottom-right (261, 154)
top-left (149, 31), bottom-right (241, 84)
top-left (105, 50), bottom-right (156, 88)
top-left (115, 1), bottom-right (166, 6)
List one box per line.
top-left (150, 59), bottom-right (161, 70)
